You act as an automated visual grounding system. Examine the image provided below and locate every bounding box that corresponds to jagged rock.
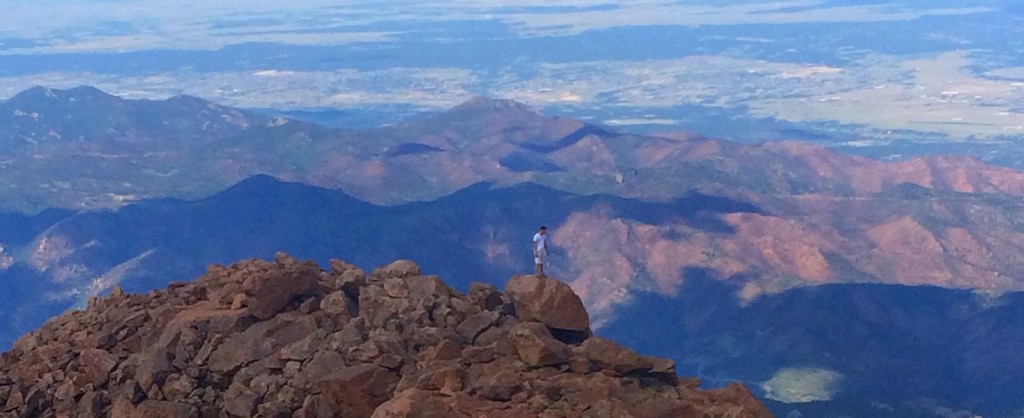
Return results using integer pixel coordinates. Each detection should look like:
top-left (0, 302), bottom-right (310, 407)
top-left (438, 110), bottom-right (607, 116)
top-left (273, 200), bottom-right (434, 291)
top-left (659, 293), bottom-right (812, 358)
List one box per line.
top-left (582, 398), bottom-right (644, 418)
top-left (373, 260), bottom-right (422, 280)
top-left (224, 383), bottom-right (260, 417)
top-left (11, 334), bottom-right (40, 356)
top-left (133, 400), bottom-right (197, 418)
top-left (161, 374), bottom-right (196, 401)
top-left (330, 259), bottom-right (368, 297)
top-left (134, 347), bottom-right (177, 390)
top-left (456, 311), bottom-right (500, 343)
top-left (468, 282), bottom-right (507, 312)
top-left (298, 294), bottom-right (322, 314)
top-left (644, 356), bottom-right (679, 386)
top-left (78, 391), bottom-right (105, 417)
top-left (0, 255), bottom-right (773, 418)
top-left (460, 345), bottom-right (497, 365)
top-left (5, 387), bottom-right (24, 410)
top-left (280, 330), bottom-right (327, 362)
top-left (504, 274), bottom-right (591, 340)
top-left (578, 337), bottom-right (652, 375)
top-left (230, 294), bottom-right (247, 310)
top-left (395, 363), bottom-right (463, 395)
top-left (695, 384), bottom-right (776, 418)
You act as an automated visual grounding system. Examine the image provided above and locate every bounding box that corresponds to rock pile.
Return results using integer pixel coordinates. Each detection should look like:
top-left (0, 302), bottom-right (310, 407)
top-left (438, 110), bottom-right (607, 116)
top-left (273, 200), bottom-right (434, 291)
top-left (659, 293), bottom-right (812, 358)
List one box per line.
top-left (0, 253), bottom-right (773, 418)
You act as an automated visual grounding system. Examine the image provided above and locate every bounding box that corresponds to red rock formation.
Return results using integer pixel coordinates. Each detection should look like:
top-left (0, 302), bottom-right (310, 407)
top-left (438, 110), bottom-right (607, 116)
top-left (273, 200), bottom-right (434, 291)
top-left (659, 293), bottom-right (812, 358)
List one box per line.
top-left (0, 253), bottom-right (772, 418)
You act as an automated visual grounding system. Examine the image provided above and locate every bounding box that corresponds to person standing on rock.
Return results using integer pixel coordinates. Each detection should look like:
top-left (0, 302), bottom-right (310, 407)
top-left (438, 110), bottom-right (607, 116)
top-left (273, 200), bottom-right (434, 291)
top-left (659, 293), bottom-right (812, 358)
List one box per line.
top-left (534, 226), bottom-right (549, 276)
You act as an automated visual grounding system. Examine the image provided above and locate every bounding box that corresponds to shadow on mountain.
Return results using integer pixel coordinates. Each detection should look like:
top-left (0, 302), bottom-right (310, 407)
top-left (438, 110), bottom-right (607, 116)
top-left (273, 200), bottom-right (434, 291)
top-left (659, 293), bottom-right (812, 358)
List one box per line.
top-left (385, 142), bottom-right (445, 158)
top-left (601, 268), bottom-right (1024, 418)
top-left (499, 152), bottom-right (564, 173)
top-left (520, 124), bottom-right (620, 153)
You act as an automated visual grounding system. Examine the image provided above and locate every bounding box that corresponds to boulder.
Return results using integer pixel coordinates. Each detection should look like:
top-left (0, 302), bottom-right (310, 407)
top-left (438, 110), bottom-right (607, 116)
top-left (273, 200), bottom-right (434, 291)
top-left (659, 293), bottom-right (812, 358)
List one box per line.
top-left (371, 389), bottom-right (468, 418)
top-left (78, 348), bottom-right (120, 386)
top-left (303, 351), bottom-right (348, 383)
top-left (455, 312), bottom-right (499, 343)
top-left (135, 349), bottom-right (175, 390)
top-left (223, 383), bottom-right (260, 417)
top-left (208, 317), bottom-right (317, 374)
top-left (316, 365), bottom-right (400, 417)
top-left (470, 369), bottom-right (522, 401)
top-left (578, 337), bottom-right (652, 375)
top-left (242, 255), bottom-right (320, 319)
top-left (504, 275), bottom-right (591, 340)
top-left (509, 322), bottom-right (571, 368)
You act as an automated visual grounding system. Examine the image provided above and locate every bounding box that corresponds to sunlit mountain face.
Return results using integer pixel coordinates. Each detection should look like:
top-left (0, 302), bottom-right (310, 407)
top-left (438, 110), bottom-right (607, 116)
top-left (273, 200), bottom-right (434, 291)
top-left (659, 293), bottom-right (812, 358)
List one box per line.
top-left (3, 1), bottom-right (1024, 417)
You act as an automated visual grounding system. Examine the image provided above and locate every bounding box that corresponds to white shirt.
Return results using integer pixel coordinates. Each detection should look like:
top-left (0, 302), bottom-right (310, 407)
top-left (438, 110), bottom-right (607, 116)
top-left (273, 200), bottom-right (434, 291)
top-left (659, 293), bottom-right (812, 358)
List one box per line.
top-left (533, 233), bottom-right (547, 254)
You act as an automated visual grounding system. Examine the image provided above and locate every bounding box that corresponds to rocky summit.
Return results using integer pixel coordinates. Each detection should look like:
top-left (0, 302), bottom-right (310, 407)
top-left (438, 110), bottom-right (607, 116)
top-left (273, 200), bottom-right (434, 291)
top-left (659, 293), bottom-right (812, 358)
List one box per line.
top-left (0, 253), bottom-right (772, 418)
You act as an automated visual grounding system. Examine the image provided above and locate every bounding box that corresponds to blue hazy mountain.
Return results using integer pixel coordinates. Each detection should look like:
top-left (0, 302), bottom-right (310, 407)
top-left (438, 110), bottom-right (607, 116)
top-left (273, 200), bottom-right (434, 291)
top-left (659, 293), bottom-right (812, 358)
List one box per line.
top-left (2, 175), bottom-right (1023, 417)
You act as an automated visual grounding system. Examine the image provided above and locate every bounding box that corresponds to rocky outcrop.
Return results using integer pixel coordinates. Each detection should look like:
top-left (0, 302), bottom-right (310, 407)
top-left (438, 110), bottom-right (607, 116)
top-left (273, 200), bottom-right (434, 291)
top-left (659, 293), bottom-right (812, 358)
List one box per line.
top-left (505, 274), bottom-right (592, 343)
top-left (0, 253), bottom-right (773, 418)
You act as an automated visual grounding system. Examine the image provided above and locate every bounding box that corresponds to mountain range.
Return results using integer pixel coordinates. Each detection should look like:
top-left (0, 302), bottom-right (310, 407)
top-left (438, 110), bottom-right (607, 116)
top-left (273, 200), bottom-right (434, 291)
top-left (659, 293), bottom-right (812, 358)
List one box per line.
top-left (5, 86), bottom-right (1024, 416)
top-left (8, 86), bottom-right (1024, 211)
top-left (7, 87), bottom-right (1024, 302)
top-left (1, 176), bottom-right (1022, 417)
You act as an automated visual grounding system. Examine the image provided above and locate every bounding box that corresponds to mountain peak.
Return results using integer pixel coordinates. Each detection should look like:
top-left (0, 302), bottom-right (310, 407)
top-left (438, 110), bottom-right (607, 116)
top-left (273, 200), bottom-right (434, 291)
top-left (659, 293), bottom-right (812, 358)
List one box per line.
top-left (433, 96), bottom-right (545, 122)
top-left (5, 86), bottom-right (61, 105)
top-left (0, 254), bottom-right (773, 417)
top-left (63, 85), bottom-right (116, 99)
top-left (5, 85), bottom-right (119, 105)
top-left (165, 93), bottom-right (218, 107)
top-left (0, 86), bottom-right (262, 153)
top-left (453, 96), bottom-right (538, 114)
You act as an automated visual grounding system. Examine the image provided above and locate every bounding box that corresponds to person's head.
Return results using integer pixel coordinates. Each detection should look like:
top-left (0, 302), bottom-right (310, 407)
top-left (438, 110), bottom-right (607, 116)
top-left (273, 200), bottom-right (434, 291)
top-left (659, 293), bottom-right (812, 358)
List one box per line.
top-left (539, 226), bottom-right (547, 235)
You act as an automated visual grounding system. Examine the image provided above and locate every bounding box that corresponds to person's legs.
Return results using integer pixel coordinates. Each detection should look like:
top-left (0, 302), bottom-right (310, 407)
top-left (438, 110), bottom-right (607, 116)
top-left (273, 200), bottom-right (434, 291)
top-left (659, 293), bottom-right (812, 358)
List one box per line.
top-left (535, 254), bottom-right (546, 275)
